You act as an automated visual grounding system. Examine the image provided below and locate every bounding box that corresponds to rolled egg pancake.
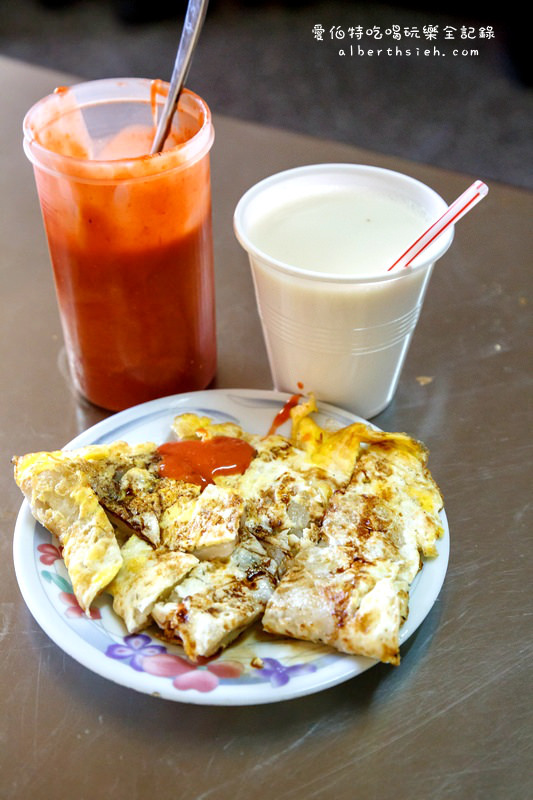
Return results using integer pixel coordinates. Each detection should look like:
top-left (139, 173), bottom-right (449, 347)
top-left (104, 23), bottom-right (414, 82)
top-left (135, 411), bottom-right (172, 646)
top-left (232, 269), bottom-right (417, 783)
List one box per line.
top-left (263, 434), bottom-right (444, 664)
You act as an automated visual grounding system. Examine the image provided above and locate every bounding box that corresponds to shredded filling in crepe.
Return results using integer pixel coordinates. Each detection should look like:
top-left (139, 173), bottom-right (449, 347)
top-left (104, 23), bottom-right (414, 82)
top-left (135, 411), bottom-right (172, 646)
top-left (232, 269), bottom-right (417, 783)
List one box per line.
top-left (13, 396), bottom-right (443, 665)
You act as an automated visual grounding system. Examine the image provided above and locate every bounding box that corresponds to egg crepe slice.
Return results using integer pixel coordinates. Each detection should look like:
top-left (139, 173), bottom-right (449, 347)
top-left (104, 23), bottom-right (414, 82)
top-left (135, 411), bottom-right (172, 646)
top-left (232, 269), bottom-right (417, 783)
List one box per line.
top-left (77, 444), bottom-right (199, 549)
top-left (262, 433), bottom-right (444, 665)
top-left (348, 440), bottom-right (444, 562)
top-left (108, 535), bottom-right (199, 633)
top-left (160, 483), bottom-right (244, 559)
top-left (13, 449), bottom-right (124, 612)
top-left (64, 442), bottom-right (242, 558)
top-left (262, 490), bottom-right (410, 664)
top-left (152, 532), bottom-right (277, 660)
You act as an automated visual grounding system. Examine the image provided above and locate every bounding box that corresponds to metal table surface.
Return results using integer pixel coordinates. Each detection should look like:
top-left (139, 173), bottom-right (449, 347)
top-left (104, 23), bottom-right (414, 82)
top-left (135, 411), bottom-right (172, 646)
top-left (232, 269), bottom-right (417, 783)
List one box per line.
top-left (1, 56), bottom-right (531, 800)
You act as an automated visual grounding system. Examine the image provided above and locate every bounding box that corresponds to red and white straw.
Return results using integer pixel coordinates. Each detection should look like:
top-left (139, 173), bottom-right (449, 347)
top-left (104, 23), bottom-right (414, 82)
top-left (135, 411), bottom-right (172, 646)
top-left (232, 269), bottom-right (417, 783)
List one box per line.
top-left (388, 180), bottom-right (489, 272)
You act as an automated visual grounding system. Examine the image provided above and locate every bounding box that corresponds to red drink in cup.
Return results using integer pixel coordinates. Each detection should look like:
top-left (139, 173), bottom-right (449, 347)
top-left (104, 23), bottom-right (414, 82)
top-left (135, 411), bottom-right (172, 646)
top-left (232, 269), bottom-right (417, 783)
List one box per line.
top-left (23, 78), bottom-right (216, 411)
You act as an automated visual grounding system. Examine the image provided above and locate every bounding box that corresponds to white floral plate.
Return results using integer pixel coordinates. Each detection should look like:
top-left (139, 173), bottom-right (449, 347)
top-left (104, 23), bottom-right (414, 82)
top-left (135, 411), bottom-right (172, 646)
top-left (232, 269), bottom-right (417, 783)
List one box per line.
top-left (13, 389), bottom-right (449, 705)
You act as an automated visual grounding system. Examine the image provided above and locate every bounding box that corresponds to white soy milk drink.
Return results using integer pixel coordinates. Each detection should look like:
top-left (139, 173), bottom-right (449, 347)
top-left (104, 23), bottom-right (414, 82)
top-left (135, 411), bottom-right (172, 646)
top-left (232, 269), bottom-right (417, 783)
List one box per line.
top-left (250, 188), bottom-right (425, 277)
top-left (234, 165), bottom-right (453, 418)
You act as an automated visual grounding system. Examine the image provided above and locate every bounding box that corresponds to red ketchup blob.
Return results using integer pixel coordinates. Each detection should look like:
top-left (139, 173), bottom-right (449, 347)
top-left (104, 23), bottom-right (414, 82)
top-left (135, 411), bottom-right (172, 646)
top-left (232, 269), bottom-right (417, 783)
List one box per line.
top-left (157, 437), bottom-right (256, 488)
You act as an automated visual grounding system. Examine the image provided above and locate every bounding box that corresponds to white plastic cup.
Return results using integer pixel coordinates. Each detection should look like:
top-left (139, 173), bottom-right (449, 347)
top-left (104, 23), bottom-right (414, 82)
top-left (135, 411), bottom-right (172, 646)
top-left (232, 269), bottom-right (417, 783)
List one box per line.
top-left (234, 163), bottom-right (453, 419)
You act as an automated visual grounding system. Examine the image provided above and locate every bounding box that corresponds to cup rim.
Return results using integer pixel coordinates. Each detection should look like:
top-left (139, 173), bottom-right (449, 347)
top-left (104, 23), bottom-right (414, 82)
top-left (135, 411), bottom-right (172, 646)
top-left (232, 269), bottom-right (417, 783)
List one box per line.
top-left (23, 78), bottom-right (214, 182)
top-left (234, 163), bottom-right (454, 284)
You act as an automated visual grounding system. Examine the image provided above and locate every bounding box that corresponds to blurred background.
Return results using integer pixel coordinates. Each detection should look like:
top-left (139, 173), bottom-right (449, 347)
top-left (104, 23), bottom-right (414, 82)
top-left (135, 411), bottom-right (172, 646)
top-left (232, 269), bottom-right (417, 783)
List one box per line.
top-left (1, 0), bottom-right (531, 188)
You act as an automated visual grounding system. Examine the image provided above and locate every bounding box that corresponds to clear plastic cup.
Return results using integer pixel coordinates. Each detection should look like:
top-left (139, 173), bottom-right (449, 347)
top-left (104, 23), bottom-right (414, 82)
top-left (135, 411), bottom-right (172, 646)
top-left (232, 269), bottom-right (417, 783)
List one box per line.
top-left (234, 164), bottom-right (453, 419)
top-left (23, 78), bottom-right (216, 411)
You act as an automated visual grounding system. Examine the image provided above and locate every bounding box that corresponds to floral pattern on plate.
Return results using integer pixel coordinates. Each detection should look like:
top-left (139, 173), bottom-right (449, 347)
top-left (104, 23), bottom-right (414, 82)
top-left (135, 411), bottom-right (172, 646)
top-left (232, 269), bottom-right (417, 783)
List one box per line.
top-left (34, 527), bottom-right (323, 695)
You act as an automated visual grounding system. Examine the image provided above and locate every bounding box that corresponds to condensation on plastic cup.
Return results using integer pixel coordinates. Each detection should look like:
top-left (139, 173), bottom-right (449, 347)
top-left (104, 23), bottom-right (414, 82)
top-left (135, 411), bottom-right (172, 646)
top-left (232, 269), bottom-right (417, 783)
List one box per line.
top-left (234, 163), bottom-right (454, 419)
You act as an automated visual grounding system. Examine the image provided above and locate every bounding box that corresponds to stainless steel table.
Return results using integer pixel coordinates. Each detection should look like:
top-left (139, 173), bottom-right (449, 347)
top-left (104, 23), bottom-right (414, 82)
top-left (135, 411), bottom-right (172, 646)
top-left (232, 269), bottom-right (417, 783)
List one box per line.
top-left (1, 55), bottom-right (531, 800)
